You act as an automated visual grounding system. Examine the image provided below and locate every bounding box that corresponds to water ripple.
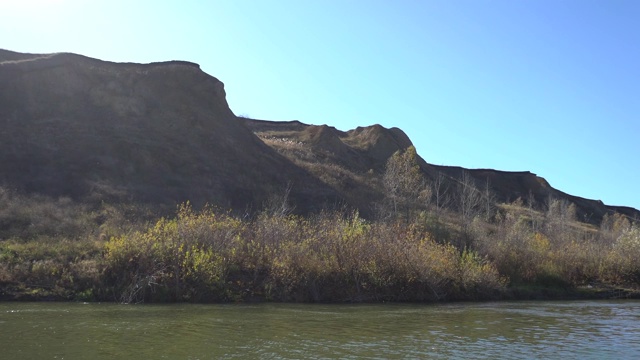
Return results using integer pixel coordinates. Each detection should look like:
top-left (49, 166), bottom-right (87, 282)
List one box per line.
top-left (0, 301), bottom-right (639, 359)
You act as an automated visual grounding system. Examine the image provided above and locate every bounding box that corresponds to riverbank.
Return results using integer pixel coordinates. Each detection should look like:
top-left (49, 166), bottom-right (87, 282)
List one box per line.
top-left (2, 280), bottom-right (639, 303)
top-left (504, 283), bottom-right (640, 301)
top-left (2, 205), bottom-right (639, 304)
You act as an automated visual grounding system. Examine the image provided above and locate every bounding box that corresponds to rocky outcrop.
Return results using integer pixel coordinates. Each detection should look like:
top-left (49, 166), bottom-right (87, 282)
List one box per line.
top-left (345, 125), bottom-right (413, 163)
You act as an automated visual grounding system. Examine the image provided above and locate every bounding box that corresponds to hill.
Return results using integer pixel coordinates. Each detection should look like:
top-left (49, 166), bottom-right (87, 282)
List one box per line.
top-left (1, 49), bottom-right (637, 223)
top-left (0, 49), bottom-right (339, 213)
top-left (1, 50), bottom-right (639, 303)
top-left (244, 118), bottom-right (639, 223)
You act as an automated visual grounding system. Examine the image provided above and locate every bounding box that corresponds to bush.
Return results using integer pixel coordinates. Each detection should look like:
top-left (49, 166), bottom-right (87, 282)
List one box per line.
top-left (102, 204), bottom-right (244, 303)
top-left (15, 196), bottom-right (639, 302)
top-left (102, 207), bottom-right (507, 303)
top-left (605, 225), bottom-right (640, 284)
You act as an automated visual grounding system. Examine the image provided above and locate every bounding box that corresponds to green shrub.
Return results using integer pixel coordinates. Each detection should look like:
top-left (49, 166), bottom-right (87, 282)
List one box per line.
top-left (102, 204), bottom-right (245, 302)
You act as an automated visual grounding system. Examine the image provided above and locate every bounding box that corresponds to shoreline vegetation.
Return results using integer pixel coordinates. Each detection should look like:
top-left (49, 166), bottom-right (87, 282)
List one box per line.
top-left (1, 147), bottom-right (639, 303)
top-left (1, 199), bottom-right (639, 303)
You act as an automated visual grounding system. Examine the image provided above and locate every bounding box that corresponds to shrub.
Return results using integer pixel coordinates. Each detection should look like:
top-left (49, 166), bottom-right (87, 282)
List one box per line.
top-left (102, 204), bottom-right (245, 303)
top-left (101, 206), bottom-right (507, 303)
top-left (605, 225), bottom-right (640, 284)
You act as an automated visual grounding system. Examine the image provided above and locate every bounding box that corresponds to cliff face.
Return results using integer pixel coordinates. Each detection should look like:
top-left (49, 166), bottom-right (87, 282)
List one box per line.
top-left (1, 50), bottom-right (637, 222)
top-left (0, 50), bottom-right (338, 211)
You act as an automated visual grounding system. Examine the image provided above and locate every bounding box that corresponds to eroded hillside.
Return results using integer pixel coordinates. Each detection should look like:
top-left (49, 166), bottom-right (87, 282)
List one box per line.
top-left (1, 50), bottom-right (639, 303)
top-left (0, 49), bottom-right (637, 223)
top-left (244, 118), bottom-right (640, 223)
top-left (0, 50), bottom-right (339, 213)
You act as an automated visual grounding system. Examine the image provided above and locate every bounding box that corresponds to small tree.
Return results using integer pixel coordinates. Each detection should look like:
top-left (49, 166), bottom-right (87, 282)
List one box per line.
top-left (544, 197), bottom-right (577, 243)
top-left (482, 178), bottom-right (497, 221)
top-left (433, 171), bottom-right (452, 216)
top-left (382, 146), bottom-right (426, 221)
top-left (527, 190), bottom-right (541, 232)
top-left (456, 171), bottom-right (483, 247)
top-left (459, 171), bottom-right (482, 228)
top-left (600, 212), bottom-right (631, 244)
top-left (264, 182), bottom-right (295, 217)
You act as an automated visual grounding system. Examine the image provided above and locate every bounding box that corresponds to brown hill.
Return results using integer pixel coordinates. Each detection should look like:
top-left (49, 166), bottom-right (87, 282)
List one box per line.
top-left (243, 119), bottom-right (419, 214)
top-left (244, 118), bottom-right (640, 223)
top-left (1, 49), bottom-right (637, 223)
top-left (0, 49), bottom-right (339, 212)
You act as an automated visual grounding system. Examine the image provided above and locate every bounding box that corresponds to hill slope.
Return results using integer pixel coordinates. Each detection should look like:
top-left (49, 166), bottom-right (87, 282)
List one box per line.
top-left (244, 118), bottom-right (640, 223)
top-left (0, 50), bottom-right (338, 212)
top-left (1, 49), bottom-right (637, 223)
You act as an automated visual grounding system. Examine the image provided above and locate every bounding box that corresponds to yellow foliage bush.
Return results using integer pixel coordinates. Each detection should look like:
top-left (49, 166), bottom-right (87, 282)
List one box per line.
top-left (102, 206), bottom-right (507, 302)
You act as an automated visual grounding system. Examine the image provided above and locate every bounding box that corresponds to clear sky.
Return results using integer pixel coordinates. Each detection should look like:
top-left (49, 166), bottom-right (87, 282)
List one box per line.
top-left (2, 0), bottom-right (639, 210)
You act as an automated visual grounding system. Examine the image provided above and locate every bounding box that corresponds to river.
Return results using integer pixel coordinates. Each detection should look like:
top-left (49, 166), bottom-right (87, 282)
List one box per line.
top-left (1, 301), bottom-right (639, 359)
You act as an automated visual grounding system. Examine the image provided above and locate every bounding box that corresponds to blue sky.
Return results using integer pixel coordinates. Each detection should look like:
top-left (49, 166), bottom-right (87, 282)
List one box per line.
top-left (2, 0), bottom-right (639, 210)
